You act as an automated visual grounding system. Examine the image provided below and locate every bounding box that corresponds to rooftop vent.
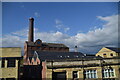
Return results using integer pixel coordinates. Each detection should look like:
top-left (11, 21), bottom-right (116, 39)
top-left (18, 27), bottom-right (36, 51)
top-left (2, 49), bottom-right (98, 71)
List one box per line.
top-left (75, 46), bottom-right (78, 52)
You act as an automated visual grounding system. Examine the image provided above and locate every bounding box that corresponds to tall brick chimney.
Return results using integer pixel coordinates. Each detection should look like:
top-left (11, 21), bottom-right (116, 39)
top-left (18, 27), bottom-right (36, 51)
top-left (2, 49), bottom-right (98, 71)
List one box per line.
top-left (28, 17), bottom-right (34, 42)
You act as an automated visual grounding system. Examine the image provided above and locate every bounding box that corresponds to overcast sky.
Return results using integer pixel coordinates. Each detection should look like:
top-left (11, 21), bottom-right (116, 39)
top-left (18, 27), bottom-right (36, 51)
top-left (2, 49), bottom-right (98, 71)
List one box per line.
top-left (1, 2), bottom-right (119, 54)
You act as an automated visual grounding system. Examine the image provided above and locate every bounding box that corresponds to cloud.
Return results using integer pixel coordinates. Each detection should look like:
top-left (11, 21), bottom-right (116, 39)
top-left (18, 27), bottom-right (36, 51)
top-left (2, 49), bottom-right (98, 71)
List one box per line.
top-left (1, 34), bottom-right (25, 47)
top-left (56, 24), bottom-right (63, 30)
top-left (55, 19), bottom-right (63, 30)
top-left (1, 14), bottom-right (118, 54)
top-left (12, 27), bottom-right (28, 37)
top-left (55, 19), bottom-right (62, 24)
top-left (35, 31), bottom-right (69, 43)
top-left (34, 12), bottom-right (40, 18)
top-left (1, 27), bottom-right (39, 47)
top-left (64, 27), bottom-right (70, 33)
top-left (55, 19), bottom-right (70, 33)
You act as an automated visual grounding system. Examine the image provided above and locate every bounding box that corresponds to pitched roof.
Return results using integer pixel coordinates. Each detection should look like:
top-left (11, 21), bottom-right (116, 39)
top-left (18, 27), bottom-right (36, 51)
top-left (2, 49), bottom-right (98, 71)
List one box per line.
top-left (26, 41), bottom-right (68, 48)
top-left (34, 51), bottom-right (84, 61)
top-left (105, 47), bottom-right (120, 53)
top-left (42, 43), bottom-right (68, 48)
top-left (31, 51), bottom-right (101, 61)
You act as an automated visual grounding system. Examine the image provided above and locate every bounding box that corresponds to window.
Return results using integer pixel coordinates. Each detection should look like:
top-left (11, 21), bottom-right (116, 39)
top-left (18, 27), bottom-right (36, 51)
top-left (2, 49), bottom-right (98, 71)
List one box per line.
top-left (6, 78), bottom-right (16, 80)
top-left (2, 59), bottom-right (5, 68)
top-left (103, 54), bottom-right (106, 55)
top-left (67, 56), bottom-right (69, 58)
top-left (37, 41), bottom-right (41, 44)
top-left (65, 56), bottom-right (70, 58)
top-left (103, 53), bottom-right (107, 58)
top-left (37, 62), bottom-right (39, 65)
top-left (73, 71), bottom-right (78, 79)
top-left (97, 55), bottom-right (100, 57)
top-left (84, 70), bottom-right (97, 79)
top-left (74, 55), bottom-right (79, 58)
top-left (0, 60), bottom-right (1, 68)
top-left (60, 56), bottom-right (62, 58)
top-left (110, 53), bottom-right (113, 56)
top-left (103, 79), bottom-right (115, 80)
top-left (103, 68), bottom-right (115, 78)
top-left (52, 72), bottom-right (66, 80)
top-left (7, 59), bottom-right (15, 67)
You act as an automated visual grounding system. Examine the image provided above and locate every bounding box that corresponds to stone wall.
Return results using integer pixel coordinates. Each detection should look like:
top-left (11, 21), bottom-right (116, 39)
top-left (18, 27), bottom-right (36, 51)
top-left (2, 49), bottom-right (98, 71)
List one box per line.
top-left (45, 58), bottom-right (120, 80)
top-left (0, 47), bottom-right (21, 57)
top-left (0, 60), bottom-right (19, 78)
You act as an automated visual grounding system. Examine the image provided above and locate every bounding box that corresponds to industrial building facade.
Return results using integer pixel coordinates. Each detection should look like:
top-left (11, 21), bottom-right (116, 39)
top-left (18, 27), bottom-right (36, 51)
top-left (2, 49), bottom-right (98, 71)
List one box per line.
top-left (0, 47), bottom-right (119, 80)
top-left (26, 47), bottom-right (119, 80)
top-left (0, 47), bottom-right (21, 80)
top-left (23, 18), bottom-right (120, 80)
top-left (24, 18), bottom-right (69, 65)
top-left (44, 57), bottom-right (120, 80)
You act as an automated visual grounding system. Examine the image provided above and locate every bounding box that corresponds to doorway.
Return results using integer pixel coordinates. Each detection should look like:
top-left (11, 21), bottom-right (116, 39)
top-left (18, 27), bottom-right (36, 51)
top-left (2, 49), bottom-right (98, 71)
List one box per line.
top-left (52, 72), bottom-right (66, 80)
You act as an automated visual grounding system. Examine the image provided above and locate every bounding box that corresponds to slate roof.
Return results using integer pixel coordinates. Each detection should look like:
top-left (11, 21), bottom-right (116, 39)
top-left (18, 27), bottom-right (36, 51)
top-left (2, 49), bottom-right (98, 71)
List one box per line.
top-left (105, 47), bottom-right (120, 53)
top-left (26, 41), bottom-right (68, 48)
top-left (42, 43), bottom-right (68, 48)
top-left (33, 51), bottom-right (83, 61)
top-left (31, 51), bottom-right (102, 61)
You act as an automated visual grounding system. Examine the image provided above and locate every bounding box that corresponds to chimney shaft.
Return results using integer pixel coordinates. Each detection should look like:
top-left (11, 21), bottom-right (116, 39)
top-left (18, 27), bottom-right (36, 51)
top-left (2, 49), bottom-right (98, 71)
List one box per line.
top-left (28, 17), bottom-right (34, 42)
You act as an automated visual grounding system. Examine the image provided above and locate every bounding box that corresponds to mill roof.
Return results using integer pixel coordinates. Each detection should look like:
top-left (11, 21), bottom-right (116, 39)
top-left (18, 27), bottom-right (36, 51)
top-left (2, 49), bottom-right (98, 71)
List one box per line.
top-left (105, 47), bottom-right (120, 53)
top-left (42, 43), bottom-right (68, 48)
top-left (26, 41), bottom-right (68, 48)
top-left (33, 51), bottom-right (84, 61)
top-left (29, 51), bottom-right (102, 61)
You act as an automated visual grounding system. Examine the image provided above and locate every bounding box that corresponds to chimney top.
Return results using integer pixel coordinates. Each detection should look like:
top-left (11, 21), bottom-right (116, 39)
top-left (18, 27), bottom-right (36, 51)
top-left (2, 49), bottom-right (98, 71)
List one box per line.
top-left (29, 17), bottom-right (34, 20)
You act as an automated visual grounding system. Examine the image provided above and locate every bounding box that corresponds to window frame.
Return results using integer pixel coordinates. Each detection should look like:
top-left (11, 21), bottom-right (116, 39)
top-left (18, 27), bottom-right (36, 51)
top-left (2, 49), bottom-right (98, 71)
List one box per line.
top-left (1, 59), bottom-right (5, 68)
top-left (103, 53), bottom-right (107, 58)
top-left (7, 58), bottom-right (16, 67)
top-left (102, 68), bottom-right (115, 78)
top-left (84, 69), bottom-right (97, 79)
top-left (73, 71), bottom-right (78, 79)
